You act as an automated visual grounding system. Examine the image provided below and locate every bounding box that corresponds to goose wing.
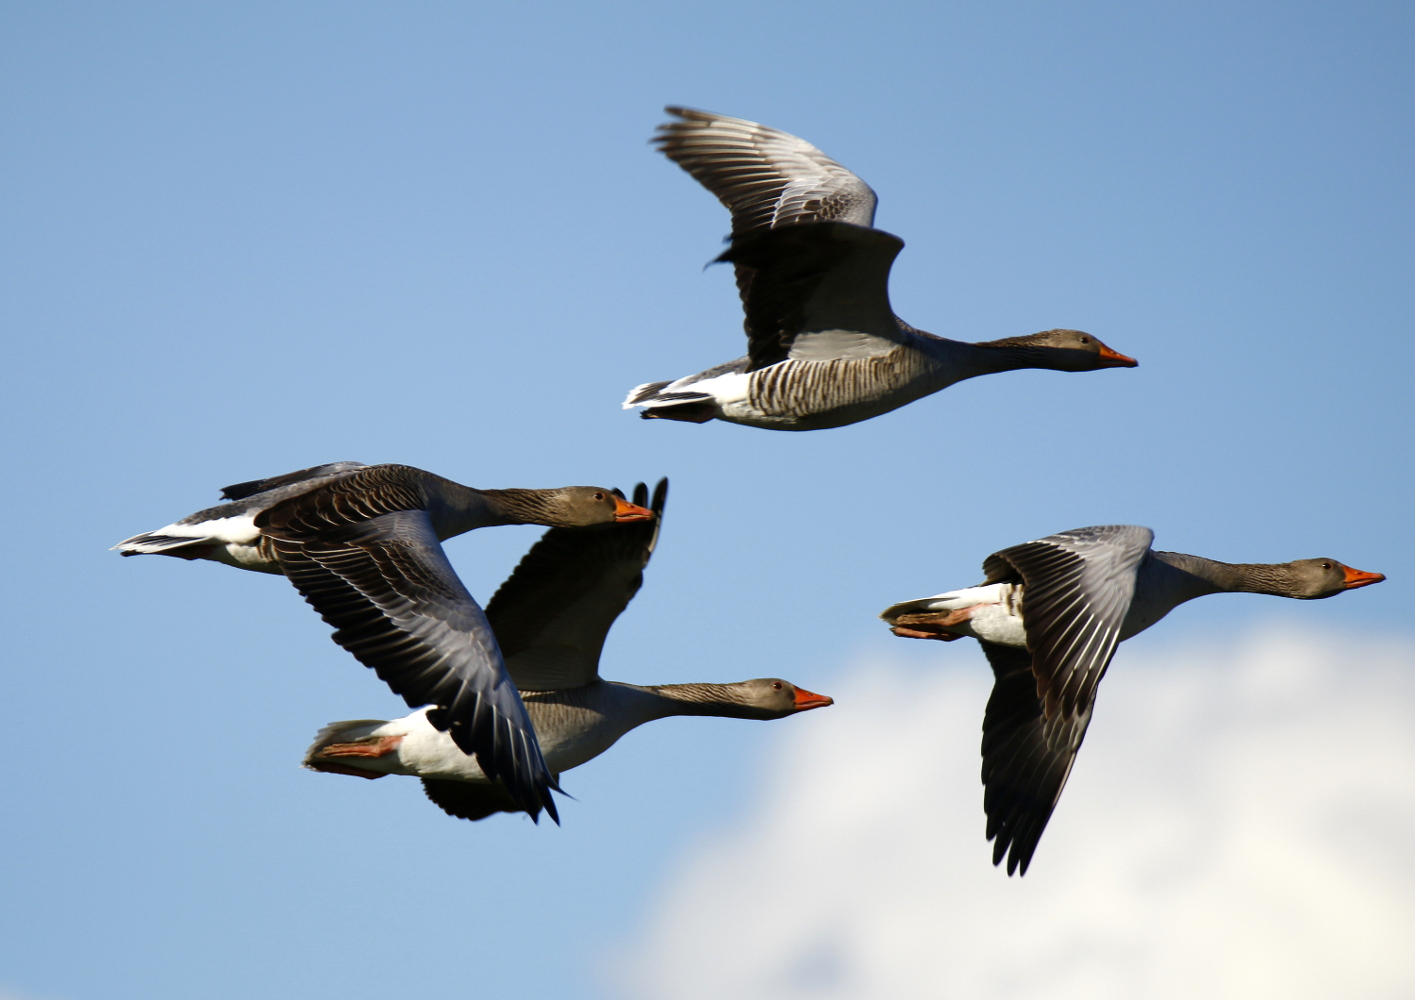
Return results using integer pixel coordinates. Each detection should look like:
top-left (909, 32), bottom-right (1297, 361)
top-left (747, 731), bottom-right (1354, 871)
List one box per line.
top-left (422, 778), bottom-right (541, 821)
top-left (258, 467), bottom-right (557, 822)
top-left (717, 221), bottom-right (907, 370)
top-left (655, 107), bottom-right (877, 235)
top-left (486, 480), bottom-right (666, 691)
top-left (978, 641), bottom-right (1095, 876)
top-left (982, 525), bottom-right (1153, 720)
top-left (218, 461), bottom-right (368, 502)
top-left (657, 108), bottom-right (901, 371)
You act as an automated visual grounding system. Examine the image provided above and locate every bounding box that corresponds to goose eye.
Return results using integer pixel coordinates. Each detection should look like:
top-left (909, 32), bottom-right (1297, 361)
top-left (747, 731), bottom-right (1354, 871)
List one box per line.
top-left (1080, 336), bottom-right (1090, 344)
top-left (1321, 561), bottom-right (1332, 570)
top-left (593, 492), bottom-right (605, 501)
top-left (772, 681), bottom-right (783, 690)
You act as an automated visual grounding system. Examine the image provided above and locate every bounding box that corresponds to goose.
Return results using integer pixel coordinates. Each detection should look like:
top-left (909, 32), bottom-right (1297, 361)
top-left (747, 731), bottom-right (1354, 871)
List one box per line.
top-left (115, 462), bottom-right (656, 821)
top-left (304, 480), bottom-right (834, 821)
top-left (623, 107), bottom-right (1137, 431)
top-left (879, 525), bottom-right (1386, 875)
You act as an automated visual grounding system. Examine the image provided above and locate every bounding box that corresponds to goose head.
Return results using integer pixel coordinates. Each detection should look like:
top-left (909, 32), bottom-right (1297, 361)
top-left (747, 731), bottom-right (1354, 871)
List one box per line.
top-left (1279, 558), bottom-right (1386, 599)
top-left (982, 329), bottom-right (1138, 372)
top-left (730, 678), bottom-right (835, 719)
top-left (494, 487), bottom-right (656, 527)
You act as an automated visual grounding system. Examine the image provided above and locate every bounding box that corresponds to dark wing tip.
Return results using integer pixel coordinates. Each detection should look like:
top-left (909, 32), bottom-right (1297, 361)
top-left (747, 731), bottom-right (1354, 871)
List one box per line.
top-left (625, 478), bottom-right (668, 516)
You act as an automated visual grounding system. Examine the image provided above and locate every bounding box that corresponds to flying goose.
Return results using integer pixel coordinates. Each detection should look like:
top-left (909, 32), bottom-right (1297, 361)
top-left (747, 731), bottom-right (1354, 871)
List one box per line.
top-left (624, 107), bottom-right (1137, 431)
top-left (880, 525), bottom-right (1385, 875)
top-left (115, 462), bottom-right (656, 821)
top-left (305, 480), bottom-right (834, 821)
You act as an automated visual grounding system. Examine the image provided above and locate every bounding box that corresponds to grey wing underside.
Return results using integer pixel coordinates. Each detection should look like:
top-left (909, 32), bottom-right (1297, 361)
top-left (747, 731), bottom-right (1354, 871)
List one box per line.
top-left (264, 504), bottom-right (558, 822)
top-left (978, 641), bottom-right (1094, 876)
top-left (485, 480), bottom-right (667, 691)
top-left (717, 222), bottom-right (908, 370)
top-left (421, 778), bottom-right (530, 821)
top-left (982, 525), bottom-right (1154, 719)
top-left (657, 108), bottom-right (902, 371)
top-left (655, 107), bottom-right (878, 235)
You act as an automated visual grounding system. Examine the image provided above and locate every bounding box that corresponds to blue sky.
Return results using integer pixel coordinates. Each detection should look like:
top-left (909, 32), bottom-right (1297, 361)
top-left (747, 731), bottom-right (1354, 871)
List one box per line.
top-left (1, 2), bottom-right (1410, 998)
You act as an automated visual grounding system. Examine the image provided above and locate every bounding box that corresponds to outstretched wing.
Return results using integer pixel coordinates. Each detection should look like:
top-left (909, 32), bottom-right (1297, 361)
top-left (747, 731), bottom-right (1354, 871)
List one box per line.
top-left (421, 778), bottom-right (526, 822)
top-left (486, 480), bottom-right (667, 691)
top-left (655, 107), bottom-right (877, 235)
top-left (977, 641), bottom-right (1095, 876)
top-left (219, 461), bottom-right (368, 502)
top-left (982, 525), bottom-right (1153, 720)
top-left (255, 464), bottom-right (430, 532)
top-left (259, 475), bottom-right (558, 822)
top-left (718, 222), bottom-right (907, 370)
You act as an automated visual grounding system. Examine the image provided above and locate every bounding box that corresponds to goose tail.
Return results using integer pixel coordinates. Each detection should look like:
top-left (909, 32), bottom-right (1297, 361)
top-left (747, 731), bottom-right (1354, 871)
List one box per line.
top-left (112, 529), bottom-right (212, 557)
top-left (623, 380), bottom-right (674, 408)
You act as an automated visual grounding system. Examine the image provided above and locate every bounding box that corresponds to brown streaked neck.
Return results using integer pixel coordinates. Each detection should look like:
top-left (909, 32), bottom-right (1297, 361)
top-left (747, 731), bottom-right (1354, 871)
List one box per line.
top-left (635, 682), bottom-right (780, 721)
top-left (419, 477), bottom-right (501, 537)
top-left (466, 487), bottom-right (562, 528)
top-left (919, 336), bottom-right (1071, 384)
top-left (1150, 551), bottom-right (1300, 597)
top-left (905, 337), bottom-right (1015, 387)
top-left (967, 336), bottom-right (1090, 375)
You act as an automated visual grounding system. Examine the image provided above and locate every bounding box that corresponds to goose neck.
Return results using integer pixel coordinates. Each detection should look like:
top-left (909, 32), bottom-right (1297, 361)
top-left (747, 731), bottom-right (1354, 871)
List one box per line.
top-left (635, 682), bottom-right (770, 721)
top-left (925, 338), bottom-right (1041, 380)
top-left (1150, 551), bottom-right (1268, 595)
top-left (467, 488), bottom-right (558, 528)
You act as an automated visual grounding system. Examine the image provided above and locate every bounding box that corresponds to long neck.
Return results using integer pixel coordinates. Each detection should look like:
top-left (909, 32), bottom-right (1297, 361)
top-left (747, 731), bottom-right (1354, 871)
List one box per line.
top-left (632, 682), bottom-right (777, 721)
top-left (1152, 551), bottom-right (1305, 596)
top-left (1124, 550), bottom-right (1314, 640)
top-left (423, 481), bottom-right (566, 537)
top-left (920, 337), bottom-right (1061, 382)
top-left (465, 488), bottom-right (564, 528)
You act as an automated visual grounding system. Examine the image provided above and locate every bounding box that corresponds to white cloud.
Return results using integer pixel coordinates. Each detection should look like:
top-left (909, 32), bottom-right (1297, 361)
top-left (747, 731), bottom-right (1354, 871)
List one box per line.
top-left (615, 629), bottom-right (1415, 1000)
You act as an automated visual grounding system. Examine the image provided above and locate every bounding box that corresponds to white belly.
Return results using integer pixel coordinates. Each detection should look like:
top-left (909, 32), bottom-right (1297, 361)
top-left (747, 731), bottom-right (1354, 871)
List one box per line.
top-left (327, 704), bottom-right (625, 783)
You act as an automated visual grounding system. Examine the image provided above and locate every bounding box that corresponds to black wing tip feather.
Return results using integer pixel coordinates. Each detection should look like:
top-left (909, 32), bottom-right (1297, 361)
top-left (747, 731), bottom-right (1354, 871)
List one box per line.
top-left (991, 830), bottom-right (1037, 877)
top-left (421, 777), bottom-right (565, 825)
top-left (986, 792), bottom-right (1047, 876)
top-left (434, 706), bottom-right (561, 824)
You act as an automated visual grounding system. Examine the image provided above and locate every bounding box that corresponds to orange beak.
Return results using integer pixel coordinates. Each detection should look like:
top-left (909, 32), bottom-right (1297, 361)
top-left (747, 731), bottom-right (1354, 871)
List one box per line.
top-left (613, 497), bottom-right (656, 522)
top-left (1342, 566), bottom-right (1386, 590)
top-left (1097, 345), bottom-right (1139, 367)
top-left (792, 687), bottom-right (834, 711)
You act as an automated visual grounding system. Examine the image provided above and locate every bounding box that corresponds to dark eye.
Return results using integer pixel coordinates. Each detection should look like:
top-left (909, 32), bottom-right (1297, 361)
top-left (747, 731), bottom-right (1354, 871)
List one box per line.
top-left (772, 681), bottom-right (783, 690)
top-left (1080, 336), bottom-right (1090, 344)
top-left (1321, 561), bottom-right (1332, 570)
top-left (593, 492), bottom-right (605, 501)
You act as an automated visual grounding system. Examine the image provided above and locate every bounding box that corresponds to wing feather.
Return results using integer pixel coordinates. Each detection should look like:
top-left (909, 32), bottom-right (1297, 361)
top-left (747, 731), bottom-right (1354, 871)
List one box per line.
top-left (717, 222), bottom-right (906, 370)
top-left (655, 107), bottom-right (877, 235)
top-left (983, 525), bottom-right (1153, 719)
top-left (486, 480), bottom-right (667, 691)
top-left (978, 641), bottom-right (1095, 876)
top-left (261, 487), bottom-right (558, 822)
top-left (421, 778), bottom-right (524, 821)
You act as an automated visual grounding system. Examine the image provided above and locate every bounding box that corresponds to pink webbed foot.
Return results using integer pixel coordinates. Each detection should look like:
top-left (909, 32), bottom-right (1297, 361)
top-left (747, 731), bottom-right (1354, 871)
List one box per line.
top-left (308, 734), bottom-right (406, 779)
top-left (891, 626), bottom-right (964, 641)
